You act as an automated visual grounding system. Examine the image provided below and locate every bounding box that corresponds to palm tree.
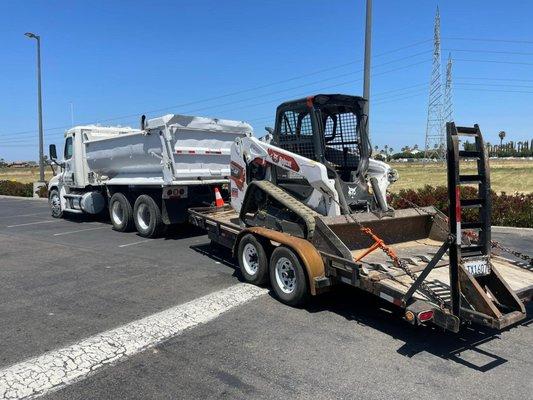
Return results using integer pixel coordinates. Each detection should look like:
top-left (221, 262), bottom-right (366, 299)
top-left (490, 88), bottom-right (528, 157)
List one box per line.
top-left (498, 131), bottom-right (506, 147)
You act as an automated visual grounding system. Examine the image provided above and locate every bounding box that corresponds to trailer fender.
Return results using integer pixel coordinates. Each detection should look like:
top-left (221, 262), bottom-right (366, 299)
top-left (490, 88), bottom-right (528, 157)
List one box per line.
top-left (234, 227), bottom-right (324, 295)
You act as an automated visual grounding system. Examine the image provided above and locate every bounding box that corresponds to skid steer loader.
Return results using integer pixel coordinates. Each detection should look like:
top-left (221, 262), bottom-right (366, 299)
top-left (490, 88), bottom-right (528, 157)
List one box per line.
top-left (190, 94), bottom-right (531, 332)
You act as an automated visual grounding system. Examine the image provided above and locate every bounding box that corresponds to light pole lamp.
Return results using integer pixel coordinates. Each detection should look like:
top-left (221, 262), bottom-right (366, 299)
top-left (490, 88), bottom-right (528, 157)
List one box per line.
top-left (25, 32), bottom-right (45, 182)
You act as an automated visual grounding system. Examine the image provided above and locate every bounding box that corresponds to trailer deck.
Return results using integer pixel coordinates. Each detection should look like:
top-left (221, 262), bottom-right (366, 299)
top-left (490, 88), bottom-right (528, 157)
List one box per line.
top-left (189, 205), bottom-right (532, 332)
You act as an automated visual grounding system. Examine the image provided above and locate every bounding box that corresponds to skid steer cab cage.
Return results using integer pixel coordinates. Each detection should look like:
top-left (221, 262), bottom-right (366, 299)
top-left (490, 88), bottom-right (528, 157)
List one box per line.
top-left (188, 123), bottom-right (530, 332)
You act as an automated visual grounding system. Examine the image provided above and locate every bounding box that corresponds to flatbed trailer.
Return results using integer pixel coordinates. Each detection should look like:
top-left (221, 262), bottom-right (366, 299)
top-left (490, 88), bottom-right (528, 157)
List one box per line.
top-left (188, 123), bottom-right (532, 333)
top-left (189, 205), bottom-right (532, 333)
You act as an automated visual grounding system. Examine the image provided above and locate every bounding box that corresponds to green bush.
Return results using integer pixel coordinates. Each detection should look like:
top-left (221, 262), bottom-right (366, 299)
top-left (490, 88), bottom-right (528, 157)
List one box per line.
top-left (388, 185), bottom-right (533, 228)
top-left (0, 180), bottom-right (34, 197)
top-left (0, 180), bottom-right (48, 198)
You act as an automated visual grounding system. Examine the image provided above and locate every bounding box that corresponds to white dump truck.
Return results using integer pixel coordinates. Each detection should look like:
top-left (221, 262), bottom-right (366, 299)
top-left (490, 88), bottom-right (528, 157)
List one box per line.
top-left (47, 114), bottom-right (252, 237)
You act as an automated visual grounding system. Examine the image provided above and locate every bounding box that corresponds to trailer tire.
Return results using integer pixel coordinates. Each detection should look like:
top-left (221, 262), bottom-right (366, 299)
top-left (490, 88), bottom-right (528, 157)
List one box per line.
top-left (269, 246), bottom-right (309, 306)
top-left (237, 234), bottom-right (268, 285)
top-left (48, 189), bottom-right (63, 218)
top-left (133, 194), bottom-right (165, 238)
top-left (109, 193), bottom-right (134, 232)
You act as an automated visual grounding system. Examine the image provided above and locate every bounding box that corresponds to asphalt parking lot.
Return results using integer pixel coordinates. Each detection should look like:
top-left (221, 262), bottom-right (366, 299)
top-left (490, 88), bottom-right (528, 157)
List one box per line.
top-left (0, 196), bottom-right (531, 400)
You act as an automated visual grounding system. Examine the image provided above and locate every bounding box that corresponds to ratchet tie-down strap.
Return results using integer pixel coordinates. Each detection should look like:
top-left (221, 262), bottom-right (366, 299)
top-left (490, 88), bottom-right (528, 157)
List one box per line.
top-left (354, 227), bottom-right (400, 265)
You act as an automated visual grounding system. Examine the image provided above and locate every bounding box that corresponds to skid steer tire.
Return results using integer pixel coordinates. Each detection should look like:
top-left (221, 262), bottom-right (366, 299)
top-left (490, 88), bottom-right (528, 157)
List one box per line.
top-left (269, 246), bottom-right (309, 306)
top-left (133, 194), bottom-right (165, 238)
top-left (237, 234), bottom-right (269, 285)
top-left (109, 193), bottom-right (134, 232)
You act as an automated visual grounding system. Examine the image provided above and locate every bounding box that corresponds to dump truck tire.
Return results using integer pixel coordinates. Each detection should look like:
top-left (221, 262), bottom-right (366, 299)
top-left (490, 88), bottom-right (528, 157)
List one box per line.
top-left (237, 234), bottom-right (269, 285)
top-left (133, 194), bottom-right (165, 238)
top-left (48, 189), bottom-right (63, 219)
top-left (269, 246), bottom-right (309, 306)
top-left (109, 193), bottom-right (134, 232)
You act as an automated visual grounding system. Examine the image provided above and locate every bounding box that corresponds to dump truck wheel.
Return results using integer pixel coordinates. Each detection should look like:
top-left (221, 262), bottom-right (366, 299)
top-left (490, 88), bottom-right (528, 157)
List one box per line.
top-left (237, 234), bottom-right (268, 285)
top-left (269, 246), bottom-right (309, 306)
top-left (109, 193), bottom-right (134, 232)
top-left (49, 189), bottom-right (63, 218)
top-left (133, 194), bottom-right (165, 238)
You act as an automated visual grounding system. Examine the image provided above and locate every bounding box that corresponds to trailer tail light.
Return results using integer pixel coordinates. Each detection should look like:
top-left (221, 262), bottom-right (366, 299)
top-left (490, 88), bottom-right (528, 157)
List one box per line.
top-left (417, 310), bottom-right (434, 322)
top-left (405, 311), bottom-right (415, 323)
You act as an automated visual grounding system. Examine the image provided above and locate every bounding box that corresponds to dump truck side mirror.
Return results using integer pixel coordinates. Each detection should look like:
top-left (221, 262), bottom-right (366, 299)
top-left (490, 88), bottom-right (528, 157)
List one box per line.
top-left (49, 144), bottom-right (57, 160)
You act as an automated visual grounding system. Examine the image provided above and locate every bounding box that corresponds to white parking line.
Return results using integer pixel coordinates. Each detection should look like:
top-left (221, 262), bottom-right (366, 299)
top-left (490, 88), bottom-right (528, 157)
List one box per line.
top-left (7, 220), bottom-right (57, 228)
top-left (118, 239), bottom-right (151, 248)
top-left (53, 226), bottom-right (108, 236)
top-left (0, 283), bottom-right (267, 399)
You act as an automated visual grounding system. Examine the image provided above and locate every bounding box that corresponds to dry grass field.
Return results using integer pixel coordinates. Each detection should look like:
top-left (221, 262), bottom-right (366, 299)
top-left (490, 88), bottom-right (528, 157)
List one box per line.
top-left (390, 159), bottom-right (533, 194)
top-left (0, 167), bottom-right (54, 183)
top-left (0, 159), bottom-right (531, 193)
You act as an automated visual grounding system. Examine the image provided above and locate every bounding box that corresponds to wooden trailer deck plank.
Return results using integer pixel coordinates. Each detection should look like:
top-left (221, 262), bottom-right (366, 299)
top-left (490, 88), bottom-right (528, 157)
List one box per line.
top-left (355, 239), bottom-right (533, 301)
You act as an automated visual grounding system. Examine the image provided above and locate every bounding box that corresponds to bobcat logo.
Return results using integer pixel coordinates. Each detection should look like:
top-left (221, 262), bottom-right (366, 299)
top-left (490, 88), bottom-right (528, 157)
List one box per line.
top-left (347, 186), bottom-right (358, 198)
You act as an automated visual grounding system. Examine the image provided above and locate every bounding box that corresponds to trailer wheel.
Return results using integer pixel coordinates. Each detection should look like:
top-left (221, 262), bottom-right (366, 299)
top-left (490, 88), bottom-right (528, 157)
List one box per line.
top-left (269, 246), bottom-right (308, 306)
top-left (133, 194), bottom-right (165, 238)
top-left (109, 193), bottom-right (134, 232)
top-left (48, 189), bottom-right (63, 218)
top-left (237, 234), bottom-right (268, 285)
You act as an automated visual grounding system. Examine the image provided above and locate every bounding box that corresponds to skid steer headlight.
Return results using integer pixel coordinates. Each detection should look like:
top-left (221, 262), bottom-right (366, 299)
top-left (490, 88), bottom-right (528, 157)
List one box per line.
top-left (388, 168), bottom-right (399, 183)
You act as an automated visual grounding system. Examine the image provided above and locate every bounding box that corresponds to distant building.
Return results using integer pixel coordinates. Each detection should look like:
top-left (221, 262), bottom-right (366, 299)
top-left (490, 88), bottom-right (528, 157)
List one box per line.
top-left (8, 161), bottom-right (31, 168)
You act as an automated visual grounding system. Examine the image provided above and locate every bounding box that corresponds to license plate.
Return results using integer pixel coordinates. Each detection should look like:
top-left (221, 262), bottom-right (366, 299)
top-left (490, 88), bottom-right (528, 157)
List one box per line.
top-left (464, 258), bottom-right (491, 277)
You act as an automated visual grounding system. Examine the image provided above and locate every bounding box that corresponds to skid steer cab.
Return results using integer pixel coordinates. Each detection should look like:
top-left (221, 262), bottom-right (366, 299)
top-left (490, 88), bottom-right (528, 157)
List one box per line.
top-left (230, 94), bottom-right (398, 220)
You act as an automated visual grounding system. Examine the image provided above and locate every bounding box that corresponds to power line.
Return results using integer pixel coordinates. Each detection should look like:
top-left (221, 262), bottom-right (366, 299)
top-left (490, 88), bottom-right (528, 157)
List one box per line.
top-left (455, 58), bottom-right (533, 66)
top-left (456, 88), bottom-right (533, 94)
top-left (444, 48), bottom-right (533, 56)
top-left (455, 76), bottom-right (533, 82)
top-left (0, 82), bottom-right (432, 146)
top-left (0, 39), bottom-right (432, 139)
top-left (455, 82), bottom-right (533, 89)
top-left (443, 37), bottom-right (533, 44)
top-left (0, 56), bottom-right (432, 143)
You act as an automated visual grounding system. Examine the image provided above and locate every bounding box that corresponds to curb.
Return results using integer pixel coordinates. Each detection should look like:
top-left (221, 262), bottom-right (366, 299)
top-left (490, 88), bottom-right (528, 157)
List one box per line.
top-left (492, 226), bottom-right (533, 233)
top-left (0, 195), bottom-right (47, 201)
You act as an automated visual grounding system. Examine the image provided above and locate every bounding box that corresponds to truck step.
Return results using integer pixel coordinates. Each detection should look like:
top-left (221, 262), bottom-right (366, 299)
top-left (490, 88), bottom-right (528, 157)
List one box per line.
top-left (63, 208), bottom-right (83, 214)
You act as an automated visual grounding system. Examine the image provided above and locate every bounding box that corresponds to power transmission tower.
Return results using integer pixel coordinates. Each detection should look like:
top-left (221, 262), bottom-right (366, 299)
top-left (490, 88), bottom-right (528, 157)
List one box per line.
top-left (443, 54), bottom-right (453, 124)
top-left (424, 7), bottom-right (445, 160)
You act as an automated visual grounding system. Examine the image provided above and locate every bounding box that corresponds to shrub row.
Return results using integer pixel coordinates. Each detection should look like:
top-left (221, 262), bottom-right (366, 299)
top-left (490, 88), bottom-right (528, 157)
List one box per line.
top-left (388, 185), bottom-right (533, 228)
top-left (0, 180), bottom-right (48, 198)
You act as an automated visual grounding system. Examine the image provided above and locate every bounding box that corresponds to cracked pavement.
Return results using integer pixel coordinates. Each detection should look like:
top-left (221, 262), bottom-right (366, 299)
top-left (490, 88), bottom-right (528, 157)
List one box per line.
top-left (0, 197), bottom-right (531, 400)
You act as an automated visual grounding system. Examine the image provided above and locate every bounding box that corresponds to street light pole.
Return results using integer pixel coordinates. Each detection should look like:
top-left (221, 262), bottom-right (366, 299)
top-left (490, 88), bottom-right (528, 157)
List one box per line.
top-left (363, 0), bottom-right (372, 139)
top-left (25, 32), bottom-right (45, 182)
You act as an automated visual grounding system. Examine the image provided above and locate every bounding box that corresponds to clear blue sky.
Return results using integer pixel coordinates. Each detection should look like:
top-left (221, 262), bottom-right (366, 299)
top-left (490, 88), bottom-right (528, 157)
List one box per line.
top-left (1, 0), bottom-right (533, 161)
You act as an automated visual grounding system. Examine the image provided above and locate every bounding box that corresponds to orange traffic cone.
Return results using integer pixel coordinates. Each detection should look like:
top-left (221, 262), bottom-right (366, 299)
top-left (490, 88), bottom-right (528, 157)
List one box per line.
top-left (214, 187), bottom-right (224, 208)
